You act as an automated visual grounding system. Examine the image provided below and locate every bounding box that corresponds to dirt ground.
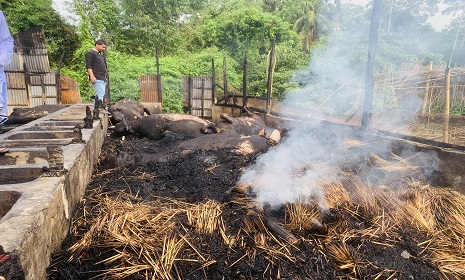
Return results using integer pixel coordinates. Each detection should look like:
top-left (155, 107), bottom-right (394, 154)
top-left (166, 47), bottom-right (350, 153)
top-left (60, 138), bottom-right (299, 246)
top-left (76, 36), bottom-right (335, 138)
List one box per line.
top-left (2, 113), bottom-right (465, 280)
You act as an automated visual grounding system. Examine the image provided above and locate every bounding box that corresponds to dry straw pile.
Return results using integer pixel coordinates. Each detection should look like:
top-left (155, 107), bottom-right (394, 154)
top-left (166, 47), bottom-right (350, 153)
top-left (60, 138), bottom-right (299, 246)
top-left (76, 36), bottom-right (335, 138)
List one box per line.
top-left (67, 151), bottom-right (465, 279)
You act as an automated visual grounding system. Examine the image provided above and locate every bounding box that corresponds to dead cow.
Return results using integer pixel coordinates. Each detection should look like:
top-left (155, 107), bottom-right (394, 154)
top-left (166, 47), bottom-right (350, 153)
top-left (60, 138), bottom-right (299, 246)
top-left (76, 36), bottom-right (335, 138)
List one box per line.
top-left (114, 114), bottom-right (211, 140)
top-left (4, 105), bottom-right (67, 125)
top-left (207, 113), bottom-right (281, 143)
top-left (108, 99), bottom-right (152, 126)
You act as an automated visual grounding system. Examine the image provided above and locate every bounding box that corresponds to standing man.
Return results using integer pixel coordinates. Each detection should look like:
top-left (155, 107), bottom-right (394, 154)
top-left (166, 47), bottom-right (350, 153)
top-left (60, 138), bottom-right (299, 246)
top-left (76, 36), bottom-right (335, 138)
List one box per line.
top-left (0, 10), bottom-right (13, 154)
top-left (0, 10), bottom-right (13, 125)
top-left (85, 39), bottom-right (107, 110)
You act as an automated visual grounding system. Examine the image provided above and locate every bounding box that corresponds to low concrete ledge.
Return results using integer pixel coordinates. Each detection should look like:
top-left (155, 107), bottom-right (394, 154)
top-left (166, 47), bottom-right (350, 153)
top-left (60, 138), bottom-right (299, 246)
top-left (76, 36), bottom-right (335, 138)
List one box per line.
top-left (0, 104), bottom-right (108, 279)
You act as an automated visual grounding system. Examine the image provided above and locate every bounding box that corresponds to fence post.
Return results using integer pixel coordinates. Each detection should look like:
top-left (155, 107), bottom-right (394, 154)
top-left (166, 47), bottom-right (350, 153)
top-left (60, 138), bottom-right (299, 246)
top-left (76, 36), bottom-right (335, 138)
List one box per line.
top-left (103, 35), bottom-right (110, 104)
top-left (361, 0), bottom-right (381, 129)
top-left (201, 78), bottom-right (205, 118)
top-left (242, 53), bottom-right (247, 108)
top-left (266, 40), bottom-right (276, 115)
top-left (211, 58), bottom-right (215, 103)
top-left (443, 67), bottom-right (451, 143)
top-left (421, 61), bottom-right (433, 116)
top-left (188, 76), bottom-right (192, 115)
top-left (156, 47), bottom-right (163, 103)
top-left (223, 57), bottom-right (228, 101)
top-left (56, 52), bottom-right (65, 104)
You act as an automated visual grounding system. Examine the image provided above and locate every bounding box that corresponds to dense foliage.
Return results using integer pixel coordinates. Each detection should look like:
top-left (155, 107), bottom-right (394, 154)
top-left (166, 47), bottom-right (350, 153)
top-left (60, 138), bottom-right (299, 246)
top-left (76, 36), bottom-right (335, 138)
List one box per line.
top-left (0, 0), bottom-right (79, 66)
top-left (1, 0), bottom-right (464, 114)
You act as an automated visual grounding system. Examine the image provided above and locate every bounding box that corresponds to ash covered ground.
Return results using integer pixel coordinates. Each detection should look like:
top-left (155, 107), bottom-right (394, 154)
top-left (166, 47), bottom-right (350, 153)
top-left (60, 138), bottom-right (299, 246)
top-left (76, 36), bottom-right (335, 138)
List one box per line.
top-left (44, 120), bottom-right (465, 280)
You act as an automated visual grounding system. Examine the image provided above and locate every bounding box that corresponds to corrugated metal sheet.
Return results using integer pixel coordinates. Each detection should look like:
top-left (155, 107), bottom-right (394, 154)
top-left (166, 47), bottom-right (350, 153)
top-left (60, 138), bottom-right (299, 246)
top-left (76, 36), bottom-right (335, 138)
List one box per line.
top-left (4, 27), bottom-right (58, 114)
top-left (183, 76), bottom-right (214, 118)
top-left (139, 74), bottom-right (162, 103)
top-left (6, 26), bottom-right (50, 73)
top-left (6, 72), bottom-right (29, 109)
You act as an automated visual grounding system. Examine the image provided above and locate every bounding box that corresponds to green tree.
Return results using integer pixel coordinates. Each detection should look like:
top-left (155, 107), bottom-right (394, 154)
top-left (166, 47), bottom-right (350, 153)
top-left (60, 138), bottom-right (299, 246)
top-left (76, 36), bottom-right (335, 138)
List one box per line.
top-left (188, 5), bottom-right (306, 97)
top-left (380, 0), bottom-right (439, 33)
top-left (266, 0), bottom-right (331, 51)
top-left (293, 1), bottom-right (318, 51)
top-left (193, 7), bottom-right (294, 56)
top-left (0, 0), bottom-right (79, 67)
top-left (72, 0), bottom-right (207, 56)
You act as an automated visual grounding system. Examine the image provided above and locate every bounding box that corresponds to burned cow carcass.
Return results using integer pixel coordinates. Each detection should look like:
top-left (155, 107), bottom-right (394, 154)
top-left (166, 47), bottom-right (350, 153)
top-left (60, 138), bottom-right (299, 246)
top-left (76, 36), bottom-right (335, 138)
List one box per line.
top-left (108, 99), bottom-right (153, 126)
top-left (113, 114), bottom-right (211, 140)
top-left (4, 105), bottom-right (67, 125)
top-left (209, 113), bottom-right (281, 143)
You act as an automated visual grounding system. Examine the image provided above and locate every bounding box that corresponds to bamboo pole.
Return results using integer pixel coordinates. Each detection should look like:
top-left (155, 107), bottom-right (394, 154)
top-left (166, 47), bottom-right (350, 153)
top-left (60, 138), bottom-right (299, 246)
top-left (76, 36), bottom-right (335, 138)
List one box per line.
top-left (443, 67), bottom-right (451, 143)
top-left (421, 61), bottom-right (433, 115)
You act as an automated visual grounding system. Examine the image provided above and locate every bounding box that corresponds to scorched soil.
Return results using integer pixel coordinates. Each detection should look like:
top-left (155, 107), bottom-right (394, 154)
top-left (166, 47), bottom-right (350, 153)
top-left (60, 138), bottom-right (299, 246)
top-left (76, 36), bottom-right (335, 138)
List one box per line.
top-left (43, 127), bottom-right (449, 280)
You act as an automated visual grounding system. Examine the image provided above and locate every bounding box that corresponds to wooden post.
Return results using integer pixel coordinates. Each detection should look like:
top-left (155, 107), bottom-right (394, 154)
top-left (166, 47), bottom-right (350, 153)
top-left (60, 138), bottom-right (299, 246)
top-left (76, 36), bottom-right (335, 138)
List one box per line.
top-left (265, 217), bottom-right (299, 245)
top-left (243, 53), bottom-right (248, 108)
top-left (103, 35), bottom-right (110, 104)
top-left (56, 52), bottom-right (64, 104)
top-left (443, 67), bottom-right (451, 143)
top-left (201, 78), bottom-right (205, 118)
top-left (421, 61), bottom-right (433, 115)
top-left (361, 0), bottom-right (382, 129)
top-left (266, 40), bottom-right (276, 115)
top-left (40, 75), bottom-right (46, 105)
top-left (211, 58), bottom-right (215, 103)
top-left (223, 57), bottom-right (228, 102)
top-left (156, 47), bottom-right (163, 103)
top-left (188, 76), bottom-right (192, 115)
top-left (24, 63), bottom-right (30, 107)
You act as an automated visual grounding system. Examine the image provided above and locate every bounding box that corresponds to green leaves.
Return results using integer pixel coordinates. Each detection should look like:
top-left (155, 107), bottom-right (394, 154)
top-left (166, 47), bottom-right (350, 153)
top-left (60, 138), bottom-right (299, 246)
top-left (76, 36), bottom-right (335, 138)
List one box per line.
top-left (2, 0), bottom-right (79, 67)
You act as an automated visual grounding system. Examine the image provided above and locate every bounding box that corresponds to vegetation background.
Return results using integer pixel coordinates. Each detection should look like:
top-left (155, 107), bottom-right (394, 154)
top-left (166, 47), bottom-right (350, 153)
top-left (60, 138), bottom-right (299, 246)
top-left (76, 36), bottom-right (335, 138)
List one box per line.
top-left (0, 0), bottom-right (463, 114)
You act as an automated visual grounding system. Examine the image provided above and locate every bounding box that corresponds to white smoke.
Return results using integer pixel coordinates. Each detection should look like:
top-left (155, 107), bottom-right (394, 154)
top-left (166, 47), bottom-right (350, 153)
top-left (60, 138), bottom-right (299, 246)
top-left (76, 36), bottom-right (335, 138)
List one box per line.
top-left (239, 120), bottom-right (341, 209)
top-left (239, 2), bottom-right (443, 209)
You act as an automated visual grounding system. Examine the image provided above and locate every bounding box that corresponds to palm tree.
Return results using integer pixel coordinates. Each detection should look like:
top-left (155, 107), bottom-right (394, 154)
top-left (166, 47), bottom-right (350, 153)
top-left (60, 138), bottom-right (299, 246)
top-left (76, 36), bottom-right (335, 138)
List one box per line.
top-left (293, 0), bottom-right (330, 51)
top-left (293, 1), bottom-right (317, 51)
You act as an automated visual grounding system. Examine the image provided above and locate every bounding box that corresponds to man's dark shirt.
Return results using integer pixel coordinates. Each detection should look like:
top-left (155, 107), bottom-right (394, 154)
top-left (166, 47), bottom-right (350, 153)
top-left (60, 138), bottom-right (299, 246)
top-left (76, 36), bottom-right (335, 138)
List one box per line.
top-left (85, 49), bottom-right (107, 80)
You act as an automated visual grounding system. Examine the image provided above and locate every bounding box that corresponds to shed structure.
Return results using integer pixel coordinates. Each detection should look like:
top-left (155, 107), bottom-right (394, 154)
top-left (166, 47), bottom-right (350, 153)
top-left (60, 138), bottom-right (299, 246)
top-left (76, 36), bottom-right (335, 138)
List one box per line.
top-left (4, 27), bottom-right (60, 114)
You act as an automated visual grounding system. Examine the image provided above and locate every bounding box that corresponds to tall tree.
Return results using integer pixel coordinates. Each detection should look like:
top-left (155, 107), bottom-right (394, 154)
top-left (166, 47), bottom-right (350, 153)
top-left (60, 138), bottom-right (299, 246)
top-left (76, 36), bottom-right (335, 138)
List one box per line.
top-left (192, 7), bottom-right (294, 56)
top-left (293, 1), bottom-right (318, 51)
top-left (0, 0), bottom-right (79, 66)
top-left (72, 0), bottom-right (207, 56)
top-left (72, 0), bottom-right (122, 45)
top-left (272, 0), bottom-right (330, 51)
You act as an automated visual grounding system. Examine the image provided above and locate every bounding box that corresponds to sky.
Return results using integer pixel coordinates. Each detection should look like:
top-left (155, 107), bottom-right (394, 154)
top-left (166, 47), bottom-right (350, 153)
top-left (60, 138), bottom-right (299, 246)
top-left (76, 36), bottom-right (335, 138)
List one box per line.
top-left (52, 0), bottom-right (454, 31)
top-left (346, 0), bottom-right (454, 31)
top-left (52, 0), bottom-right (76, 22)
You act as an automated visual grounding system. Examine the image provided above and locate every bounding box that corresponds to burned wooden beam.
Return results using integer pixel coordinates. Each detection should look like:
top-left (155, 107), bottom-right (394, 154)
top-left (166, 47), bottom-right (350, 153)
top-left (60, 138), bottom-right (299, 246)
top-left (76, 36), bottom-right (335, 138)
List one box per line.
top-left (265, 216), bottom-right (299, 245)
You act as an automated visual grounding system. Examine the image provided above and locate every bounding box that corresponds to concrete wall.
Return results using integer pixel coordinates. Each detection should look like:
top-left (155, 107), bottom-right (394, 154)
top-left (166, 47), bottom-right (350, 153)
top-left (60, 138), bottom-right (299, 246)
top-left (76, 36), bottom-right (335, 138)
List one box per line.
top-left (0, 104), bottom-right (108, 279)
